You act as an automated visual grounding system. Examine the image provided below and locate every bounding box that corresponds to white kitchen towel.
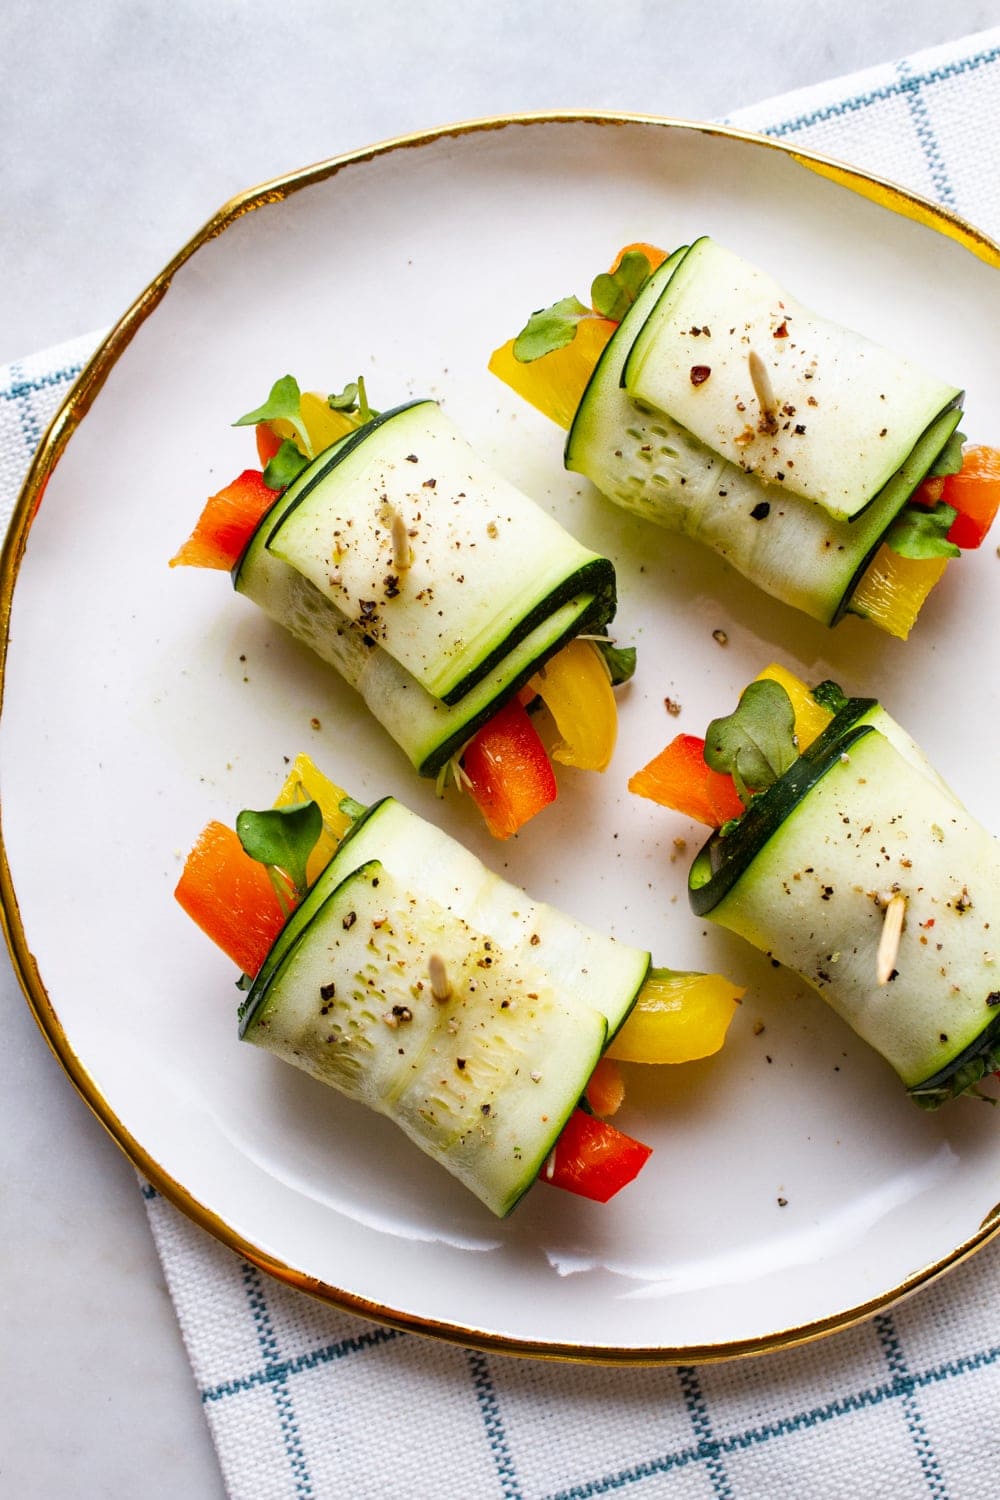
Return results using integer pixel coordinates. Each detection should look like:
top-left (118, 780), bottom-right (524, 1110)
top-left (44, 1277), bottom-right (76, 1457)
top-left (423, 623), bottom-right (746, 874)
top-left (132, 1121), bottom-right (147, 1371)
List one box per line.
top-left (4, 23), bottom-right (1000, 1500)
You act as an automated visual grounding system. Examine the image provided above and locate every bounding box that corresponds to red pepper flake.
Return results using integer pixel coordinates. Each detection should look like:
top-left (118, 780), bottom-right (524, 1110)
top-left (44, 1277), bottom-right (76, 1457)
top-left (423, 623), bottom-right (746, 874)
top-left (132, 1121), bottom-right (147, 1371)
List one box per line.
top-left (773, 321), bottom-right (789, 338)
top-left (690, 365), bottom-right (711, 386)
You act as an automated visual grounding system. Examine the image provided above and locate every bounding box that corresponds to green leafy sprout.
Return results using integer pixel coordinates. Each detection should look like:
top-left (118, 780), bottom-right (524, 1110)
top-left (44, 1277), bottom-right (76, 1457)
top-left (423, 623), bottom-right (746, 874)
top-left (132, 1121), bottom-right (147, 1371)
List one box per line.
top-left (234, 374), bottom-right (313, 454)
top-left (233, 374), bottom-right (379, 489)
top-left (704, 678), bottom-right (798, 805)
top-left (328, 376), bottom-right (377, 423)
top-left (886, 501), bottom-right (960, 560)
top-left (595, 640), bottom-right (637, 686)
top-left (883, 428), bottom-right (965, 561)
top-left (512, 250), bottom-right (654, 363)
top-left (236, 801), bottom-right (324, 913)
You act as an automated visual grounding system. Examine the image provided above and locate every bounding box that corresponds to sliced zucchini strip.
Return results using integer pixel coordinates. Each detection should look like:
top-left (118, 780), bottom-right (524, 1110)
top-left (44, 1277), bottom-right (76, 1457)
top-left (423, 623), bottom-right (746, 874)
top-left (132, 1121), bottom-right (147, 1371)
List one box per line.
top-left (264, 400), bottom-right (615, 704)
top-left (623, 237), bottom-right (962, 521)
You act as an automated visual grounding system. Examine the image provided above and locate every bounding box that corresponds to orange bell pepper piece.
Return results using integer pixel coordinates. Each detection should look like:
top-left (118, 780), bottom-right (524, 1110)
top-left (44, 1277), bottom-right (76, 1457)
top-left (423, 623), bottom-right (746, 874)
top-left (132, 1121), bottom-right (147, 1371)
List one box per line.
top-left (170, 469), bottom-right (278, 572)
top-left (175, 820), bottom-right (290, 977)
top-left (629, 733), bottom-right (745, 827)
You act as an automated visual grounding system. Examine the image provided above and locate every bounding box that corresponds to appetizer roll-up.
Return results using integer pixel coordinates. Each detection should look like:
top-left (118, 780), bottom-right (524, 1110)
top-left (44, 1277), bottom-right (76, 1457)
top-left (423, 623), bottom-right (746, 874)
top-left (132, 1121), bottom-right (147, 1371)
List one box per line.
top-left (630, 666), bottom-right (1000, 1108)
top-left (173, 380), bottom-right (633, 838)
top-left (177, 755), bottom-right (743, 1215)
top-left (491, 241), bottom-right (1000, 639)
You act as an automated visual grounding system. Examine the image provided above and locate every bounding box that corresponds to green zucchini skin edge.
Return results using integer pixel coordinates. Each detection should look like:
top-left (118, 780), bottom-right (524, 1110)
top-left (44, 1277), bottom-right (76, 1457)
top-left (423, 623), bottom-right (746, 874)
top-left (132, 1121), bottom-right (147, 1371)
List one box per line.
top-left (230, 403), bottom-right (423, 587)
top-left (908, 1009), bottom-right (1000, 1108)
top-left (407, 594), bottom-right (602, 777)
top-left (687, 700), bottom-right (878, 918)
top-left (237, 796), bottom-right (389, 1035)
top-left (563, 246), bottom-right (691, 464)
top-left (831, 405), bottom-right (964, 625)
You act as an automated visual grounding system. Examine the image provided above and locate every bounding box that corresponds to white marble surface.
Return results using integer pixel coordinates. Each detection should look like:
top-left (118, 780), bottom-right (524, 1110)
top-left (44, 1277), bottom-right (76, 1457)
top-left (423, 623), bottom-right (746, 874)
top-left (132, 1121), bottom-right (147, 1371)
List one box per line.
top-left (2, 2), bottom-right (997, 1494)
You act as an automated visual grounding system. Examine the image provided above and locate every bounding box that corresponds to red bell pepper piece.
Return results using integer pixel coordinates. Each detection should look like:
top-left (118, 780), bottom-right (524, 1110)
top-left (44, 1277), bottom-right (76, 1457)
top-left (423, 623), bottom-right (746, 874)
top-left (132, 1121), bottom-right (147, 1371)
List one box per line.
top-left (170, 469), bottom-right (279, 572)
top-left (628, 733), bottom-right (744, 827)
top-left (941, 445), bottom-right (1000, 549)
top-left (542, 1109), bottom-right (652, 1203)
top-left (461, 697), bottom-right (557, 838)
top-left (912, 444), bottom-right (1000, 550)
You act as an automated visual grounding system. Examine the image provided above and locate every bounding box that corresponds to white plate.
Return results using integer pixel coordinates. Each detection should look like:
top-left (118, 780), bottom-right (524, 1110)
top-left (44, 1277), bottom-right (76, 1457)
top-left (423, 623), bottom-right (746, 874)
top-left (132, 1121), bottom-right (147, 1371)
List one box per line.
top-left (3, 115), bottom-right (1000, 1363)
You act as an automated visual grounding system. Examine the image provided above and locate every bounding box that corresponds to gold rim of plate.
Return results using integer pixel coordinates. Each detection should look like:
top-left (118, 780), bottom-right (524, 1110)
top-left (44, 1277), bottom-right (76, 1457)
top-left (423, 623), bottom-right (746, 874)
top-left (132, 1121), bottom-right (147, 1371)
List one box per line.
top-left (2, 110), bottom-right (999, 1366)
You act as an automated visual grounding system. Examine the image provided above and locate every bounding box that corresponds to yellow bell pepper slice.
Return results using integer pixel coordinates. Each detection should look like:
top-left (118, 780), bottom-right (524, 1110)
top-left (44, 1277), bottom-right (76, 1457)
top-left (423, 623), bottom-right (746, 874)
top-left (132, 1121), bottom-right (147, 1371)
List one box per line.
top-left (848, 544), bottom-right (948, 640)
top-left (754, 662), bottom-right (832, 751)
top-left (607, 969), bottom-right (744, 1065)
top-left (272, 752), bottom-right (353, 885)
top-left (488, 316), bottom-right (616, 431)
top-left (528, 638), bottom-right (617, 771)
top-left (269, 390), bottom-right (362, 458)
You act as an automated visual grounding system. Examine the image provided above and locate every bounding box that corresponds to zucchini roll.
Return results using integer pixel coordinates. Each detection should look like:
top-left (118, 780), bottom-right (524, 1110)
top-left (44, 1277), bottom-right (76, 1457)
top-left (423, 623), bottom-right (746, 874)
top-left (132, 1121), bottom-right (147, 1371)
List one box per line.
top-left (177, 755), bottom-right (744, 1215)
top-left (174, 385), bottom-right (632, 837)
top-left (631, 667), bottom-right (1000, 1107)
top-left (492, 239), bottom-right (998, 638)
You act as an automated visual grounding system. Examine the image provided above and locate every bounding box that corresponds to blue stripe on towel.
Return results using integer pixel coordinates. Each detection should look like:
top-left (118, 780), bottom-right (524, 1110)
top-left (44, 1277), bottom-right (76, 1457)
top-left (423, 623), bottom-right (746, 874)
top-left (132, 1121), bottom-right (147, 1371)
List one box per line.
top-left (678, 1365), bottom-right (734, 1498)
top-left (467, 1350), bottom-right (522, 1498)
top-left (1, 361), bottom-right (86, 456)
top-left (239, 1263), bottom-right (315, 1498)
top-left (875, 1313), bottom-right (948, 1499)
top-left (201, 1316), bottom-right (401, 1404)
top-left (541, 1339), bottom-right (1000, 1498)
top-left (896, 60), bottom-right (956, 206)
top-left (760, 40), bottom-right (1000, 139)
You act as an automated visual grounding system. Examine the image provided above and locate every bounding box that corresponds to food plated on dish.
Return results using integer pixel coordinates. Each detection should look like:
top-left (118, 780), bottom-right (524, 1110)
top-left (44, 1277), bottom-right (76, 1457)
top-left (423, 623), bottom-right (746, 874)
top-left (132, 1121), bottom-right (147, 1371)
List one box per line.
top-left (7, 113), bottom-right (1000, 1358)
top-left (173, 379), bottom-right (636, 839)
top-left (176, 753), bottom-right (742, 1216)
top-left (630, 663), bottom-right (1000, 1109)
top-left (491, 238), bottom-right (1000, 638)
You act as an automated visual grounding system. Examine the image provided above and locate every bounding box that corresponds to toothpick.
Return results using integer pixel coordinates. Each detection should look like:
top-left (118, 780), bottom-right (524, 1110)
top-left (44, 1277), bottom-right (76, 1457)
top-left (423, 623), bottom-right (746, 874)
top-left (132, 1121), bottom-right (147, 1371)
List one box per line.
top-left (748, 350), bottom-right (778, 432)
top-left (385, 504), bottom-right (412, 571)
top-left (876, 892), bottom-right (907, 985)
top-left (428, 952), bottom-right (451, 1002)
